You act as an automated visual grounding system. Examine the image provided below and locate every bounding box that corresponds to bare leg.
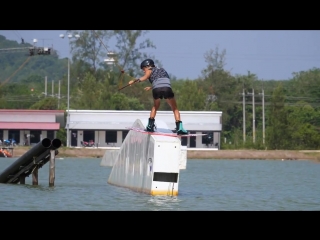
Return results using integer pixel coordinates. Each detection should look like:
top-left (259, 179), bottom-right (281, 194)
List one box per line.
top-left (150, 98), bottom-right (161, 118)
top-left (166, 98), bottom-right (180, 121)
top-left (166, 97), bottom-right (187, 134)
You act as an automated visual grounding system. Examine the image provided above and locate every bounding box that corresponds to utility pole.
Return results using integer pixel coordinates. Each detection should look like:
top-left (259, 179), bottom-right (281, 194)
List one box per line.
top-left (52, 80), bottom-right (54, 97)
top-left (239, 85), bottom-right (246, 143)
top-left (58, 80), bottom-right (61, 109)
top-left (252, 88), bottom-right (255, 143)
top-left (242, 88), bottom-right (246, 142)
top-left (259, 89), bottom-right (265, 144)
top-left (60, 33), bottom-right (80, 148)
top-left (247, 88), bottom-right (256, 143)
top-left (44, 76), bottom-right (47, 97)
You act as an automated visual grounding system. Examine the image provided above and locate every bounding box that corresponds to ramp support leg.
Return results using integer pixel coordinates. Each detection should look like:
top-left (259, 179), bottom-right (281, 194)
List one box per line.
top-left (19, 173), bottom-right (26, 184)
top-left (49, 150), bottom-right (56, 187)
top-left (32, 166), bottom-right (39, 185)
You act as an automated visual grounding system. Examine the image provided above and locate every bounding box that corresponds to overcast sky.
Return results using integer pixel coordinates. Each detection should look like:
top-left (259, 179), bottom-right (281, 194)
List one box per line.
top-left (1, 30), bottom-right (319, 80)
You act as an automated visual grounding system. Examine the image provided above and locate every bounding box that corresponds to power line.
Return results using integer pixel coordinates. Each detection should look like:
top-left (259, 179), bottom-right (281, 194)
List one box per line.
top-left (13, 30), bottom-right (22, 39)
top-left (142, 51), bottom-right (320, 61)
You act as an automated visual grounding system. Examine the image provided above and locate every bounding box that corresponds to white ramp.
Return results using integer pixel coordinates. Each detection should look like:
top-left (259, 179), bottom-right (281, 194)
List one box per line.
top-left (101, 147), bottom-right (186, 169)
top-left (107, 119), bottom-right (181, 196)
top-left (100, 149), bottom-right (119, 167)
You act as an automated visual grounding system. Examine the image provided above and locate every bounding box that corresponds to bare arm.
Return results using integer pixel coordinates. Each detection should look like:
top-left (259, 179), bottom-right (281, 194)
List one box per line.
top-left (128, 67), bottom-right (152, 85)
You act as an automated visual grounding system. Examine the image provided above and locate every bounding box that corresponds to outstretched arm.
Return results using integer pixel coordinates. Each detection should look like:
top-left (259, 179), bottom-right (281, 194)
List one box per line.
top-left (128, 67), bottom-right (152, 85)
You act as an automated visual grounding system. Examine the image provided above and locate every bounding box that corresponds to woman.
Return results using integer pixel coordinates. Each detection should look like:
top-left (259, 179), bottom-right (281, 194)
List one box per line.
top-left (128, 59), bottom-right (188, 134)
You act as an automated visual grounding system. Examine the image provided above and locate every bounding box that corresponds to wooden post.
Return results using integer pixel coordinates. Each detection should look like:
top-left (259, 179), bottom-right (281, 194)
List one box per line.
top-left (32, 166), bottom-right (39, 185)
top-left (49, 150), bottom-right (56, 187)
top-left (31, 156), bottom-right (39, 185)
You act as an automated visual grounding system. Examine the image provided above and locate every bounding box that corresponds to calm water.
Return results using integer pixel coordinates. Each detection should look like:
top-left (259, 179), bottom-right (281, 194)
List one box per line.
top-left (0, 157), bottom-right (319, 211)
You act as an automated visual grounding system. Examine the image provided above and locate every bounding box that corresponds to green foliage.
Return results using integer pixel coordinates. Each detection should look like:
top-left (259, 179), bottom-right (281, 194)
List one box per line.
top-left (287, 103), bottom-right (320, 149)
top-left (73, 72), bottom-right (104, 110)
top-left (176, 80), bottom-right (206, 110)
top-left (29, 97), bottom-right (58, 110)
top-left (291, 68), bottom-right (320, 99)
top-left (266, 83), bottom-right (290, 149)
top-left (56, 128), bottom-right (66, 146)
top-left (108, 92), bottom-right (144, 110)
top-left (68, 30), bottom-right (156, 81)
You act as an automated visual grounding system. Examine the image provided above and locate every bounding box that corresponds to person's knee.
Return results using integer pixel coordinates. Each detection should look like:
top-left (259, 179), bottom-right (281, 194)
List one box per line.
top-left (171, 105), bottom-right (178, 111)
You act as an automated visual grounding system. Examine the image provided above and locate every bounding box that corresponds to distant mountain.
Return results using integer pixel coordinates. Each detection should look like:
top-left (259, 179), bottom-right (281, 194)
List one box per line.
top-left (0, 34), bottom-right (67, 83)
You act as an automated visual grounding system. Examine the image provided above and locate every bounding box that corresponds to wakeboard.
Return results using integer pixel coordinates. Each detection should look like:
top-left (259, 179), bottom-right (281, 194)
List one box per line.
top-left (126, 127), bottom-right (207, 138)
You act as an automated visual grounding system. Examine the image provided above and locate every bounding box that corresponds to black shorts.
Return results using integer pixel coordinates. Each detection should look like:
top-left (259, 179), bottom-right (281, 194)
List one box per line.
top-left (152, 87), bottom-right (174, 99)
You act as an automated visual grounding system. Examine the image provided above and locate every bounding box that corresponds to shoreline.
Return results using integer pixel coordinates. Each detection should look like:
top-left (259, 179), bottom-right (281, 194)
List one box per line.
top-left (3, 146), bottom-right (320, 162)
top-left (187, 149), bottom-right (320, 161)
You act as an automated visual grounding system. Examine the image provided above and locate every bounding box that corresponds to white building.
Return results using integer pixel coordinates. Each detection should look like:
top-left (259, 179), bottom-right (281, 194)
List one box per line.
top-left (68, 110), bottom-right (222, 149)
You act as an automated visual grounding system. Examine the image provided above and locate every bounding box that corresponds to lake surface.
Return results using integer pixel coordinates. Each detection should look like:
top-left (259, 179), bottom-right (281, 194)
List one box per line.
top-left (0, 157), bottom-right (319, 211)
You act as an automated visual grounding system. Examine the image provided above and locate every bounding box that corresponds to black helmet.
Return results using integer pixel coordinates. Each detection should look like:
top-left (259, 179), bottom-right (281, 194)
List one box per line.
top-left (140, 59), bottom-right (155, 69)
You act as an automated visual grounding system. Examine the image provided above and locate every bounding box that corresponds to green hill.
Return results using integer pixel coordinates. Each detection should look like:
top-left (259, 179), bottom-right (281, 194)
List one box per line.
top-left (0, 35), bottom-right (67, 84)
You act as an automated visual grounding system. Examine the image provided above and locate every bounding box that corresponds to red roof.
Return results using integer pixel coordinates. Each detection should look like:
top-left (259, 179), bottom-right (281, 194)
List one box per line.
top-left (0, 122), bottom-right (60, 130)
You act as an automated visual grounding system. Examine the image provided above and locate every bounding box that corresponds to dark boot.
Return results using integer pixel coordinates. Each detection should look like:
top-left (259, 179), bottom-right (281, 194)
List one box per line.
top-left (175, 121), bottom-right (179, 133)
top-left (145, 118), bottom-right (155, 132)
top-left (176, 121), bottom-right (188, 135)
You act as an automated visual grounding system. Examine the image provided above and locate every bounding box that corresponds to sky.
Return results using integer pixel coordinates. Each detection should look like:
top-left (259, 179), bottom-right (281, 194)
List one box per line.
top-left (1, 30), bottom-right (320, 80)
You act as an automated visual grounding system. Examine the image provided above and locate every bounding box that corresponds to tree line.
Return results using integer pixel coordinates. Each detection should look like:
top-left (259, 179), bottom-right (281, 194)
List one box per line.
top-left (0, 31), bottom-right (320, 150)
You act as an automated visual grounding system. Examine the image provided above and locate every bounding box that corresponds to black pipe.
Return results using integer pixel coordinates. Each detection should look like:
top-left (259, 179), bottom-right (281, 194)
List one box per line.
top-left (7, 149), bottom-right (51, 184)
top-left (0, 138), bottom-right (52, 183)
top-left (50, 138), bottom-right (61, 150)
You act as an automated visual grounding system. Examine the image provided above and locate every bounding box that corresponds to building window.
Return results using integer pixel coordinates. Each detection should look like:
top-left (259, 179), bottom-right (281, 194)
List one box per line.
top-left (181, 137), bottom-right (187, 146)
top-left (0, 130), bottom-right (3, 143)
top-left (105, 130), bottom-right (117, 143)
top-left (9, 130), bottom-right (20, 145)
top-left (202, 131), bottom-right (213, 147)
top-left (83, 130), bottom-right (95, 142)
top-left (47, 130), bottom-right (54, 140)
top-left (122, 130), bottom-right (129, 142)
top-left (30, 130), bottom-right (41, 144)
